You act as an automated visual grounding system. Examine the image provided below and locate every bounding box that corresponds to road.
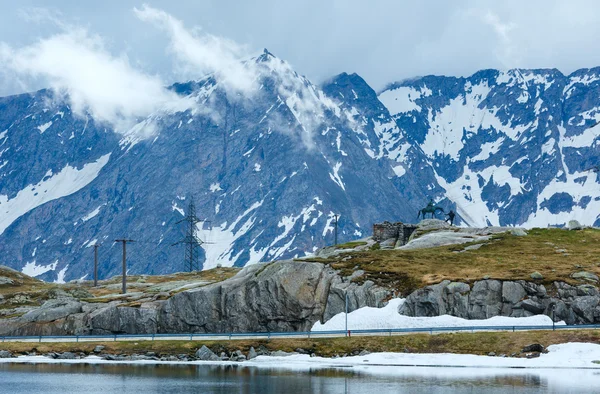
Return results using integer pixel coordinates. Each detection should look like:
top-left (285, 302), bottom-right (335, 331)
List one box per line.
top-left (2, 323), bottom-right (597, 343)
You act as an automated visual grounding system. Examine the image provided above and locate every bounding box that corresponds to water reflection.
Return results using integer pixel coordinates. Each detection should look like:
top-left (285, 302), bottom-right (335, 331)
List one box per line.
top-left (0, 362), bottom-right (599, 393)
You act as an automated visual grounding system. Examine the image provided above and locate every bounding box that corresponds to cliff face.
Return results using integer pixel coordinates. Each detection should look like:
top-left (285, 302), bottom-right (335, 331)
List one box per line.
top-left (0, 261), bottom-right (389, 336)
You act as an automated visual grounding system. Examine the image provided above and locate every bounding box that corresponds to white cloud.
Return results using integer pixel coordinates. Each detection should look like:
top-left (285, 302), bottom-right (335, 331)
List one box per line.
top-left (0, 20), bottom-right (194, 135)
top-left (133, 4), bottom-right (258, 95)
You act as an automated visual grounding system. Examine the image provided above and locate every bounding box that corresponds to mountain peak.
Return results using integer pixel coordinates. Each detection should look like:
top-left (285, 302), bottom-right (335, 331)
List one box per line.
top-left (256, 48), bottom-right (276, 63)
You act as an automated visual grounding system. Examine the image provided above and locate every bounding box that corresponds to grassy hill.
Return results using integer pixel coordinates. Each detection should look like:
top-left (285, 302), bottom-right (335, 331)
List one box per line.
top-left (302, 228), bottom-right (600, 296)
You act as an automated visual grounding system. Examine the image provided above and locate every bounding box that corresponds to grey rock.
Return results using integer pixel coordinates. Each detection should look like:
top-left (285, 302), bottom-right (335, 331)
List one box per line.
top-left (247, 347), bottom-right (258, 360)
top-left (359, 350), bottom-right (370, 356)
top-left (270, 350), bottom-right (294, 357)
top-left (195, 346), bottom-right (219, 361)
top-left (572, 296), bottom-right (600, 323)
top-left (568, 220), bottom-right (583, 230)
top-left (0, 350), bottom-right (12, 358)
top-left (93, 345), bottom-right (105, 353)
top-left (89, 305), bottom-right (158, 335)
top-left (510, 228), bottom-right (527, 237)
top-left (469, 280), bottom-right (502, 319)
top-left (520, 299), bottom-right (545, 314)
top-left (323, 278), bottom-right (389, 322)
top-left (577, 285), bottom-right (598, 296)
top-left (21, 299), bottom-right (83, 323)
top-left (57, 352), bottom-right (77, 360)
top-left (530, 272), bottom-right (544, 280)
top-left (0, 276), bottom-right (14, 285)
top-left (502, 282), bottom-right (527, 305)
top-left (571, 271), bottom-right (599, 283)
top-left (488, 352), bottom-right (496, 357)
top-left (160, 261), bottom-right (379, 333)
top-left (522, 343), bottom-right (544, 353)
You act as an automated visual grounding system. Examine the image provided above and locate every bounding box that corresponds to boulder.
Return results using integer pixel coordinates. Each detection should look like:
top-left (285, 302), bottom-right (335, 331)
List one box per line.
top-left (195, 346), bottom-right (219, 361)
top-left (520, 299), bottom-right (545, 314)
top-left (530, 272), bottom-right (544, 280)
top-left (567, 220), bottom-right (583, 230)
top-left (21, 299), bottom-right (83, 323)
top-left (93, 345), bottom-right (105, 354)
top-left (323, 278), bottom-right (389, 322)
top-left (502, 282), bottom-right (527, 304)
top-left (56, 352), bottom-right (77, 359)
top-left (571, 271), bottom-right (599, 283)
top-left (510, 228), bottom-right (527, 237)
top-left (247, 347), bottom-right (258, 360)
top-left (571, 296), bottom-right (600, 323)
top-left (0, 350), bottom-right (12, 358)
top-left (468, 280), bottom-right (503, 319)
top-left (522, 344), bottom-right (544, 353)
top-left (0, 276), bottom-right (14, 285)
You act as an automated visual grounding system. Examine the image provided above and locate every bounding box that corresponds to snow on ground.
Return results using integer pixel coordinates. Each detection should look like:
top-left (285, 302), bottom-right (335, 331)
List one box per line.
top-left (251, 342), bottom-right (600, 370)
top-left (37, 121), bottom-right (52, 134)
top-left (378, 86), bottom-right (428, 115)
top-left (3, 343), bottom-right (600, 376)
top-left (21, 260), bottom-right (58, 277)
top-left (312, 298), bottom-right (565, 331)
top-left (198, 200), bottom-right (263, 269)
top-left (0, 154), bottom-right (110, 236)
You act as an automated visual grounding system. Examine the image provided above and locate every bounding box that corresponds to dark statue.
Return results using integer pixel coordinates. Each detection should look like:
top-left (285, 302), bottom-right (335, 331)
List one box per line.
top-left (417, 199), bottom-right (456, 226)
top-left (446, 209), bottom-right (456, 226)
top-left (417, 199), bottom-right (445, 219)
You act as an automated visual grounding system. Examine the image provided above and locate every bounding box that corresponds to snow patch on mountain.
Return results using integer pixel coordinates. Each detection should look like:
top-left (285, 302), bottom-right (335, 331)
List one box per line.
top-left (0, 154), bottom-right (110, 236)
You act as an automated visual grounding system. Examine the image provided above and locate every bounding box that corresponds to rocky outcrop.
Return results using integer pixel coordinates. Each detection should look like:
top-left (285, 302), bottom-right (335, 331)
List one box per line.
top-left (399, 219), bottom-right (528, 251)
top-left (399, 279), bottom-right (600, 325)
top-left (0, 260), bottom-right (389, 336)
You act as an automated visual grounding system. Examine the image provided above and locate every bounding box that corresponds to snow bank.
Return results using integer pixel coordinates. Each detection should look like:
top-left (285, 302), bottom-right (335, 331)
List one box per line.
top-left (311, 298), bottom-right (565, 331)
top-left (2, 343), bottom-right (600, 371)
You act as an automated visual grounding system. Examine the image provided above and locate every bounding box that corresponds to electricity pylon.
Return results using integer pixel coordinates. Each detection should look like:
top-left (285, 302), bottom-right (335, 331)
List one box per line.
top-left (172, 199), bottom-right (205, 272)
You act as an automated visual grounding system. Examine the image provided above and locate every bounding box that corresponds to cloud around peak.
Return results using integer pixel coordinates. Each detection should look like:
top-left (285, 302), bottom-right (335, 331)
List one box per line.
top-left (0, 20), bottom-right (193, 134)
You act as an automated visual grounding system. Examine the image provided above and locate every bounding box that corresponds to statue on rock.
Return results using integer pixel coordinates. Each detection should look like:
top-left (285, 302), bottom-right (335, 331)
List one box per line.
top-left (417, 199), bottom-right (445, 220)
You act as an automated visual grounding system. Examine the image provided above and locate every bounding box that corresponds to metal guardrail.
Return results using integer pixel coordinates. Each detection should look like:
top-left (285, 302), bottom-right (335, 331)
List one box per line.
top-left (1, 324), bottom-right (599, 343)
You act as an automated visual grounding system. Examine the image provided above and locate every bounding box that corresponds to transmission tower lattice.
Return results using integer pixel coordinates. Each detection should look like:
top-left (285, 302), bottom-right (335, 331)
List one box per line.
top-left (172, 199), bottom-right (206, 272)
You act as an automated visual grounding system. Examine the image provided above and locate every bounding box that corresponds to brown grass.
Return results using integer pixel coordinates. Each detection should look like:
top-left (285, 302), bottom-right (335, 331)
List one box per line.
top-left (303, 228), bottom-right (600, 296)
top-left (1, 330), bottom-right (599, 357)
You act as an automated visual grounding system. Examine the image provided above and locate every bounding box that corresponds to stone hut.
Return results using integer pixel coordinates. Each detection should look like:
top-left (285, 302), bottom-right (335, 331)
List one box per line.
top-left (372, 221), bottom-right (417, 248)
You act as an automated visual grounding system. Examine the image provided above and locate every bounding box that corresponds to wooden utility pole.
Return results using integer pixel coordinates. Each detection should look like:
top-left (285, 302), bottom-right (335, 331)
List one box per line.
top-left (115, 239), bottom-right (134, 294)
top-left (333, 214), bottom-right (339, 246)
top-left (93, 243), bottom-right (102, 287)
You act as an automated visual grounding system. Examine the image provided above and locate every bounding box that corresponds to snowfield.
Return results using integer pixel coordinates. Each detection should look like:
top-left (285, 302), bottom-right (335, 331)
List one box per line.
top-left (311, 298), bottom-right (565, 331)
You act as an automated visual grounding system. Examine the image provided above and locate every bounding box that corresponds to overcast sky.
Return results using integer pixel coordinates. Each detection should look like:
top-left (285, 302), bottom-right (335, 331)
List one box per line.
top-left (1, 0), bottom-right (600, 97)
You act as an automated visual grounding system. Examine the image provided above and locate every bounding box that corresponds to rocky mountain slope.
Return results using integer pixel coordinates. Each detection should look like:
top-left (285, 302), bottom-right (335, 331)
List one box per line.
top-left (0, 51), bottom-right (599, 280)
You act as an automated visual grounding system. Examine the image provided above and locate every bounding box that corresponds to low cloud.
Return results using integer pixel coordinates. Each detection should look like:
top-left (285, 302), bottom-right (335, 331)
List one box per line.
top-left (0, 16), bottom-right (193, 134)
top-left (134, 4), bottom-right (258, 95)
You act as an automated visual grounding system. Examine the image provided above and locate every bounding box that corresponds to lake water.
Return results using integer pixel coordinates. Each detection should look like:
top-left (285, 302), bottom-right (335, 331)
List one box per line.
top-left (0, 362), bottom-right (599, 393)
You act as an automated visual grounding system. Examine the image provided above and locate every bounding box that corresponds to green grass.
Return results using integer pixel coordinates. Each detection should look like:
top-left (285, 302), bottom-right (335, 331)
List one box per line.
top-left (303, 228), bottom-right (600, 295)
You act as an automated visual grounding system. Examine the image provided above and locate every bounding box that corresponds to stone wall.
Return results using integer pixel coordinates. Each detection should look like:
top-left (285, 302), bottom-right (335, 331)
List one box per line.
top-left (372, 221), bottom-right (417, 247)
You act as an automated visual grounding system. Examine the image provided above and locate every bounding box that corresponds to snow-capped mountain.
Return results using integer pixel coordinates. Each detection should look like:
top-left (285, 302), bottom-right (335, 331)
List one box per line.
top-left (0, 50), bottom-right (428, 281)
top-left (0, 50), bottom-right (599, 281)
top-left (374, 68), bottom-right (600, 227)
